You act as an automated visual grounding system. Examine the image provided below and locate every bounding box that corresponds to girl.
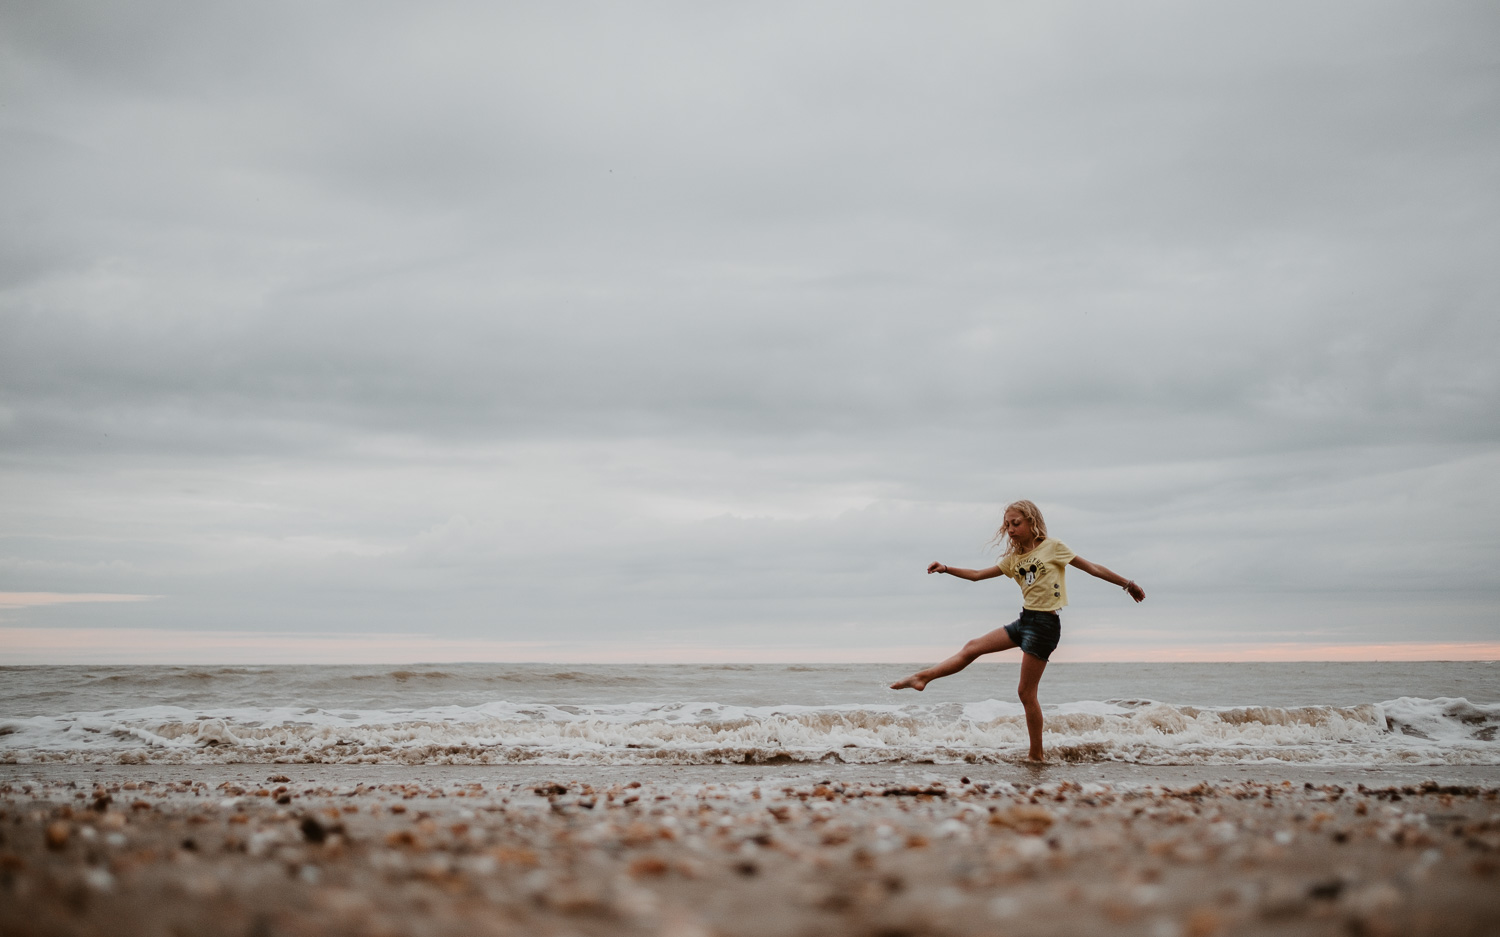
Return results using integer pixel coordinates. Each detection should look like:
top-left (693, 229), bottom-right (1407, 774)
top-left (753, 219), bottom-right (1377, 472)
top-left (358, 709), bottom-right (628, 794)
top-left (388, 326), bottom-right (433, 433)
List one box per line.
top-left (890, 500), bottom-right (1144, 763)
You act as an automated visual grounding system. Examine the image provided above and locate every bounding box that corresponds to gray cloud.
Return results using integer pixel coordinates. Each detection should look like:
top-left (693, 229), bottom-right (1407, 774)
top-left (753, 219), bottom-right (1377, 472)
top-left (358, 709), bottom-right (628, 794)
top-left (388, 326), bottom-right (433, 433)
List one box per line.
top-left (2, 1), bottom-right (1497, 656)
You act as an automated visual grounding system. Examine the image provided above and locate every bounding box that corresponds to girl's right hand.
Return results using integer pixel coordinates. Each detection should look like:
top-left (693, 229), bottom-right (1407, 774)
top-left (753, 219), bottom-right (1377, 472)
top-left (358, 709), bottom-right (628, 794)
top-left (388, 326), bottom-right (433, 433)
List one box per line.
top-left (927, 562), bottom-right (947, 575)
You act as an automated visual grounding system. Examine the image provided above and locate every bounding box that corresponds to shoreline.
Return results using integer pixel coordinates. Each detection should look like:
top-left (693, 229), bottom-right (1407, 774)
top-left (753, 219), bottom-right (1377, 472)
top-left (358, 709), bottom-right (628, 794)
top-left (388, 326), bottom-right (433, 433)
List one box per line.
top-left (6, 761), bottom-right (1499, 791)
top-left (4, 763), bottom-right (1497, 936)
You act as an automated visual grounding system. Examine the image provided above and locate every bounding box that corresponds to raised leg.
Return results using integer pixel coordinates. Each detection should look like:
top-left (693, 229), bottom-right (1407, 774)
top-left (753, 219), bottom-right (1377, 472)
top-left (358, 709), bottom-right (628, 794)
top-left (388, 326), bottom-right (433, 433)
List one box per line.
top-left (889, 626), bottom-right (1018, 691)
top-left (1017, 651), bottom-right (1049, 762)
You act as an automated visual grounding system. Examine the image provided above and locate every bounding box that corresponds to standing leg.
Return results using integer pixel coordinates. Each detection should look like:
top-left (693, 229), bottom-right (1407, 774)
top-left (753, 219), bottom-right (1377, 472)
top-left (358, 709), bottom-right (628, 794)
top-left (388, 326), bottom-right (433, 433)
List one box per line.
top-left (1016, 651), bottom-right (1049, 762)
top-left (890, 627), bottom-right (1018, 691)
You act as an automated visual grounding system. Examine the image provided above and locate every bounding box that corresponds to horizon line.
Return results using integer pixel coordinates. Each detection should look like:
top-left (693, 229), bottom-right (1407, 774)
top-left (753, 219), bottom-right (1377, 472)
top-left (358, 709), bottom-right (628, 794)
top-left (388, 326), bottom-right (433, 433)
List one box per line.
top-left (3, 627), bottom-right (1498, 666)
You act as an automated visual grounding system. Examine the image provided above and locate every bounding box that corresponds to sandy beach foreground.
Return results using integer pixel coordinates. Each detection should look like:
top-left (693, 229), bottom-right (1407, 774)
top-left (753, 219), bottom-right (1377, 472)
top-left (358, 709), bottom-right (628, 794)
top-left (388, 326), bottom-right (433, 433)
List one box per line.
top-left (2, 765), bottom-right (1497, 937)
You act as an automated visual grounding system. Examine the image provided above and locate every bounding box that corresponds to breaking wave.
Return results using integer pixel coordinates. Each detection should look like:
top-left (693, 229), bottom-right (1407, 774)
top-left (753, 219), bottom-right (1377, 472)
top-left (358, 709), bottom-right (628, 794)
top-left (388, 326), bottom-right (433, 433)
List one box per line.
top-left (1, 696), bottom-right (1495, 767)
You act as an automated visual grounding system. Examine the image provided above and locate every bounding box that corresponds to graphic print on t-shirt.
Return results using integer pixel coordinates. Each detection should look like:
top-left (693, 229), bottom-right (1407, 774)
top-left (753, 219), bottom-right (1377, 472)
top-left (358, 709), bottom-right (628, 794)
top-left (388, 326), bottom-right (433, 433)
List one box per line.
top-left (1000, 539), bottom-right (1074, 611)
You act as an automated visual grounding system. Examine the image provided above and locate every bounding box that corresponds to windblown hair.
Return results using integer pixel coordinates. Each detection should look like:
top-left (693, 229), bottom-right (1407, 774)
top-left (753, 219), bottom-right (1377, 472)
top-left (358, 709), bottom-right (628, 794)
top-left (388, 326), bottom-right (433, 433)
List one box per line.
top-left (989, 499), bottom-right (1049, 557)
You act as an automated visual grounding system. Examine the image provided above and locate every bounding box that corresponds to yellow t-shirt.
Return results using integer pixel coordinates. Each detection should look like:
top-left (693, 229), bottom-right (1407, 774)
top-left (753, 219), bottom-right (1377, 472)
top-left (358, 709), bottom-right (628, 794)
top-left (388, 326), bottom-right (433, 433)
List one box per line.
top-left (996, 539), bottom-right (1076, 611)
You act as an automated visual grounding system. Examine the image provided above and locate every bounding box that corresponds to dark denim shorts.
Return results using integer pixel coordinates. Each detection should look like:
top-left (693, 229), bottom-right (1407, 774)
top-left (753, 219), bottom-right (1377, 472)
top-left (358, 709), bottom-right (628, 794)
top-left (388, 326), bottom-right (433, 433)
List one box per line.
top-left (1004, 609), bottom-right (1061, 662)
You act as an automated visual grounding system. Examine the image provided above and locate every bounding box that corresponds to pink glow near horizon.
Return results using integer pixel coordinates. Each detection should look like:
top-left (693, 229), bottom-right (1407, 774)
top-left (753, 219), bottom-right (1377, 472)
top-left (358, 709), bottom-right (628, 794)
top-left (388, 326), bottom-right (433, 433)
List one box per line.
top-left (1055, 642), bottom-right (1500, 663)
top-left (2, 628), bottom-right (1496, 665)
top-left (0, 593), bottom-right (160, 609)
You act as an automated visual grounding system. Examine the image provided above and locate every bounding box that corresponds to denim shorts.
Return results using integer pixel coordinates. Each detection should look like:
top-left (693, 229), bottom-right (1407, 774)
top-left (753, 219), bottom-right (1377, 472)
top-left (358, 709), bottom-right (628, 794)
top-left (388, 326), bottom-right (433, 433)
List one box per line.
top-left (1004, 609), bottom-right (1061, 661)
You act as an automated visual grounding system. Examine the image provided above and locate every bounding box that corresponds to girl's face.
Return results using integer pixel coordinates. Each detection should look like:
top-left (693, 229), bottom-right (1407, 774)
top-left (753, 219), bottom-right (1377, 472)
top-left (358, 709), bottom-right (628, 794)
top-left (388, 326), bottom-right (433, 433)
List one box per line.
top-left (1003, 509), bottom-right (1036, 545)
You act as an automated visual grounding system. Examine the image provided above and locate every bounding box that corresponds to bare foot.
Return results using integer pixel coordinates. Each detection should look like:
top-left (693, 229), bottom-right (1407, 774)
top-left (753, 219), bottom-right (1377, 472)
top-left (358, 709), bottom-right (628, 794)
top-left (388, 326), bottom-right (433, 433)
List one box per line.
top-left (889, 674), bottom-right (927, 691)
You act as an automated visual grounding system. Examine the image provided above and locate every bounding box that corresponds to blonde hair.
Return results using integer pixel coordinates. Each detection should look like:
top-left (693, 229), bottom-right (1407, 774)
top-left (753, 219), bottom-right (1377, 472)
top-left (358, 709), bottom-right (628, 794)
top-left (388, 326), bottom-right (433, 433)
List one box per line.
top-left (989, 499), bottom-right (1049, 557)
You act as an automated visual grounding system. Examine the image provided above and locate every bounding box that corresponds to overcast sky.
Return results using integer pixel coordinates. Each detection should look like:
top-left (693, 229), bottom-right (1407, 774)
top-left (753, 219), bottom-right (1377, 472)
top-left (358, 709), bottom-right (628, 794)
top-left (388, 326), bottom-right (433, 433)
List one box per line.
top-left (2, 1), bottom-right (1498, 663)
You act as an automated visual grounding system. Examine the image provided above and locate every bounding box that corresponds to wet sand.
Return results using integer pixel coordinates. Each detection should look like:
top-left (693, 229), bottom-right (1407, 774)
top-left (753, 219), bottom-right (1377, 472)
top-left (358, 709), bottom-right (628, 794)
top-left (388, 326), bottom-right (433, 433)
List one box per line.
top-left (2, 764), bottom-right (1497, 937)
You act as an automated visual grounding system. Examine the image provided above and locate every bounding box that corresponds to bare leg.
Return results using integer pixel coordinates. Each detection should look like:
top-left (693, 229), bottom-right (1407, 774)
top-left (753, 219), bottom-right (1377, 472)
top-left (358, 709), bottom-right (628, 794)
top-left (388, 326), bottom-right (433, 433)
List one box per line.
top-left (890, 627), bottom-right (1018, 690)
top-left (1017, 651), bottom-right (1049, 762)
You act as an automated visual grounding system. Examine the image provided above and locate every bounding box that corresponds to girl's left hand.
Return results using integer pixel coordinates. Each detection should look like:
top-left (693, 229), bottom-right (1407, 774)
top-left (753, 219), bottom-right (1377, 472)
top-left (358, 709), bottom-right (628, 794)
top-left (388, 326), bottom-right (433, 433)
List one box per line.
top-left (1124, 581), bottom-right (1145, 603)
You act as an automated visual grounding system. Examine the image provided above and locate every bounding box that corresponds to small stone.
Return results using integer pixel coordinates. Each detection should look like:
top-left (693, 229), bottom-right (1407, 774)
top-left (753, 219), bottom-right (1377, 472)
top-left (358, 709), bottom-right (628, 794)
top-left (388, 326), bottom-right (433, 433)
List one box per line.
top-left (82, 868), bottom-right (114, 892)
top-left (1184, 908), bottom-right (1223, 937)
top-left (989, 805), bottom-right (1056, 835)
top-left (45, 821), bottom-right (70, 850)
top-left (629, 856), bottom-right (670, 878)
top-left (300, 817), bottom-right (327, 843)
top-left (491, 846), bottom-right (539, 867)
top-left (1307, 879), bottom-right (1343, 901)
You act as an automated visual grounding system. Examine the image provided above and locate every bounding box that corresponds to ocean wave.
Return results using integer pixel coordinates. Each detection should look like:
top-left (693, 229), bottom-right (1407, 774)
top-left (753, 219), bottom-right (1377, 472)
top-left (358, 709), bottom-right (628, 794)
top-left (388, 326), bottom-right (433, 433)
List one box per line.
top-left (0, 697), bottom-right (1495, 767)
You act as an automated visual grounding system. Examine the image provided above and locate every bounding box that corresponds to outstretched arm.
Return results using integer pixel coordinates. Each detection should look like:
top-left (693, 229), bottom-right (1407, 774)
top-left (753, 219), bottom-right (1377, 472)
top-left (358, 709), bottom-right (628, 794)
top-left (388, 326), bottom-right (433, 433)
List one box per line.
top-left (1069, 556), bottom-right (1145, 602)
top-left (927, 562), bottom-right (1004, 581)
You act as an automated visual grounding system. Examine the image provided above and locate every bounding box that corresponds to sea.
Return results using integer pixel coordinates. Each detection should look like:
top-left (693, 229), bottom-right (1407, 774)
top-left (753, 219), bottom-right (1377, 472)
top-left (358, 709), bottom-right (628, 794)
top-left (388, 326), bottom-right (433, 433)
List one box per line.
top-left (1, 662), bottom-right (1497, 768)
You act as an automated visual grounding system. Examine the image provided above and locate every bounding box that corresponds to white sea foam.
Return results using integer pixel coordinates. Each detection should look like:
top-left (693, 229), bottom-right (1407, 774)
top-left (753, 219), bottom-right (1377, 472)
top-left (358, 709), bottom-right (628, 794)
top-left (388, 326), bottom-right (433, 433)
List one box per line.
top-left (1, 696), bottom-right (1495, 767)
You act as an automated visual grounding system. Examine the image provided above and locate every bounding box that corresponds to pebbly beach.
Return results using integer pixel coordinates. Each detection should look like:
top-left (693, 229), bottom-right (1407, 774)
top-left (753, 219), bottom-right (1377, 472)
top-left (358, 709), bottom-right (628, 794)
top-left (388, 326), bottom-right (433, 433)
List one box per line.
top-left (3, 762), bottom-right (1497, 937)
